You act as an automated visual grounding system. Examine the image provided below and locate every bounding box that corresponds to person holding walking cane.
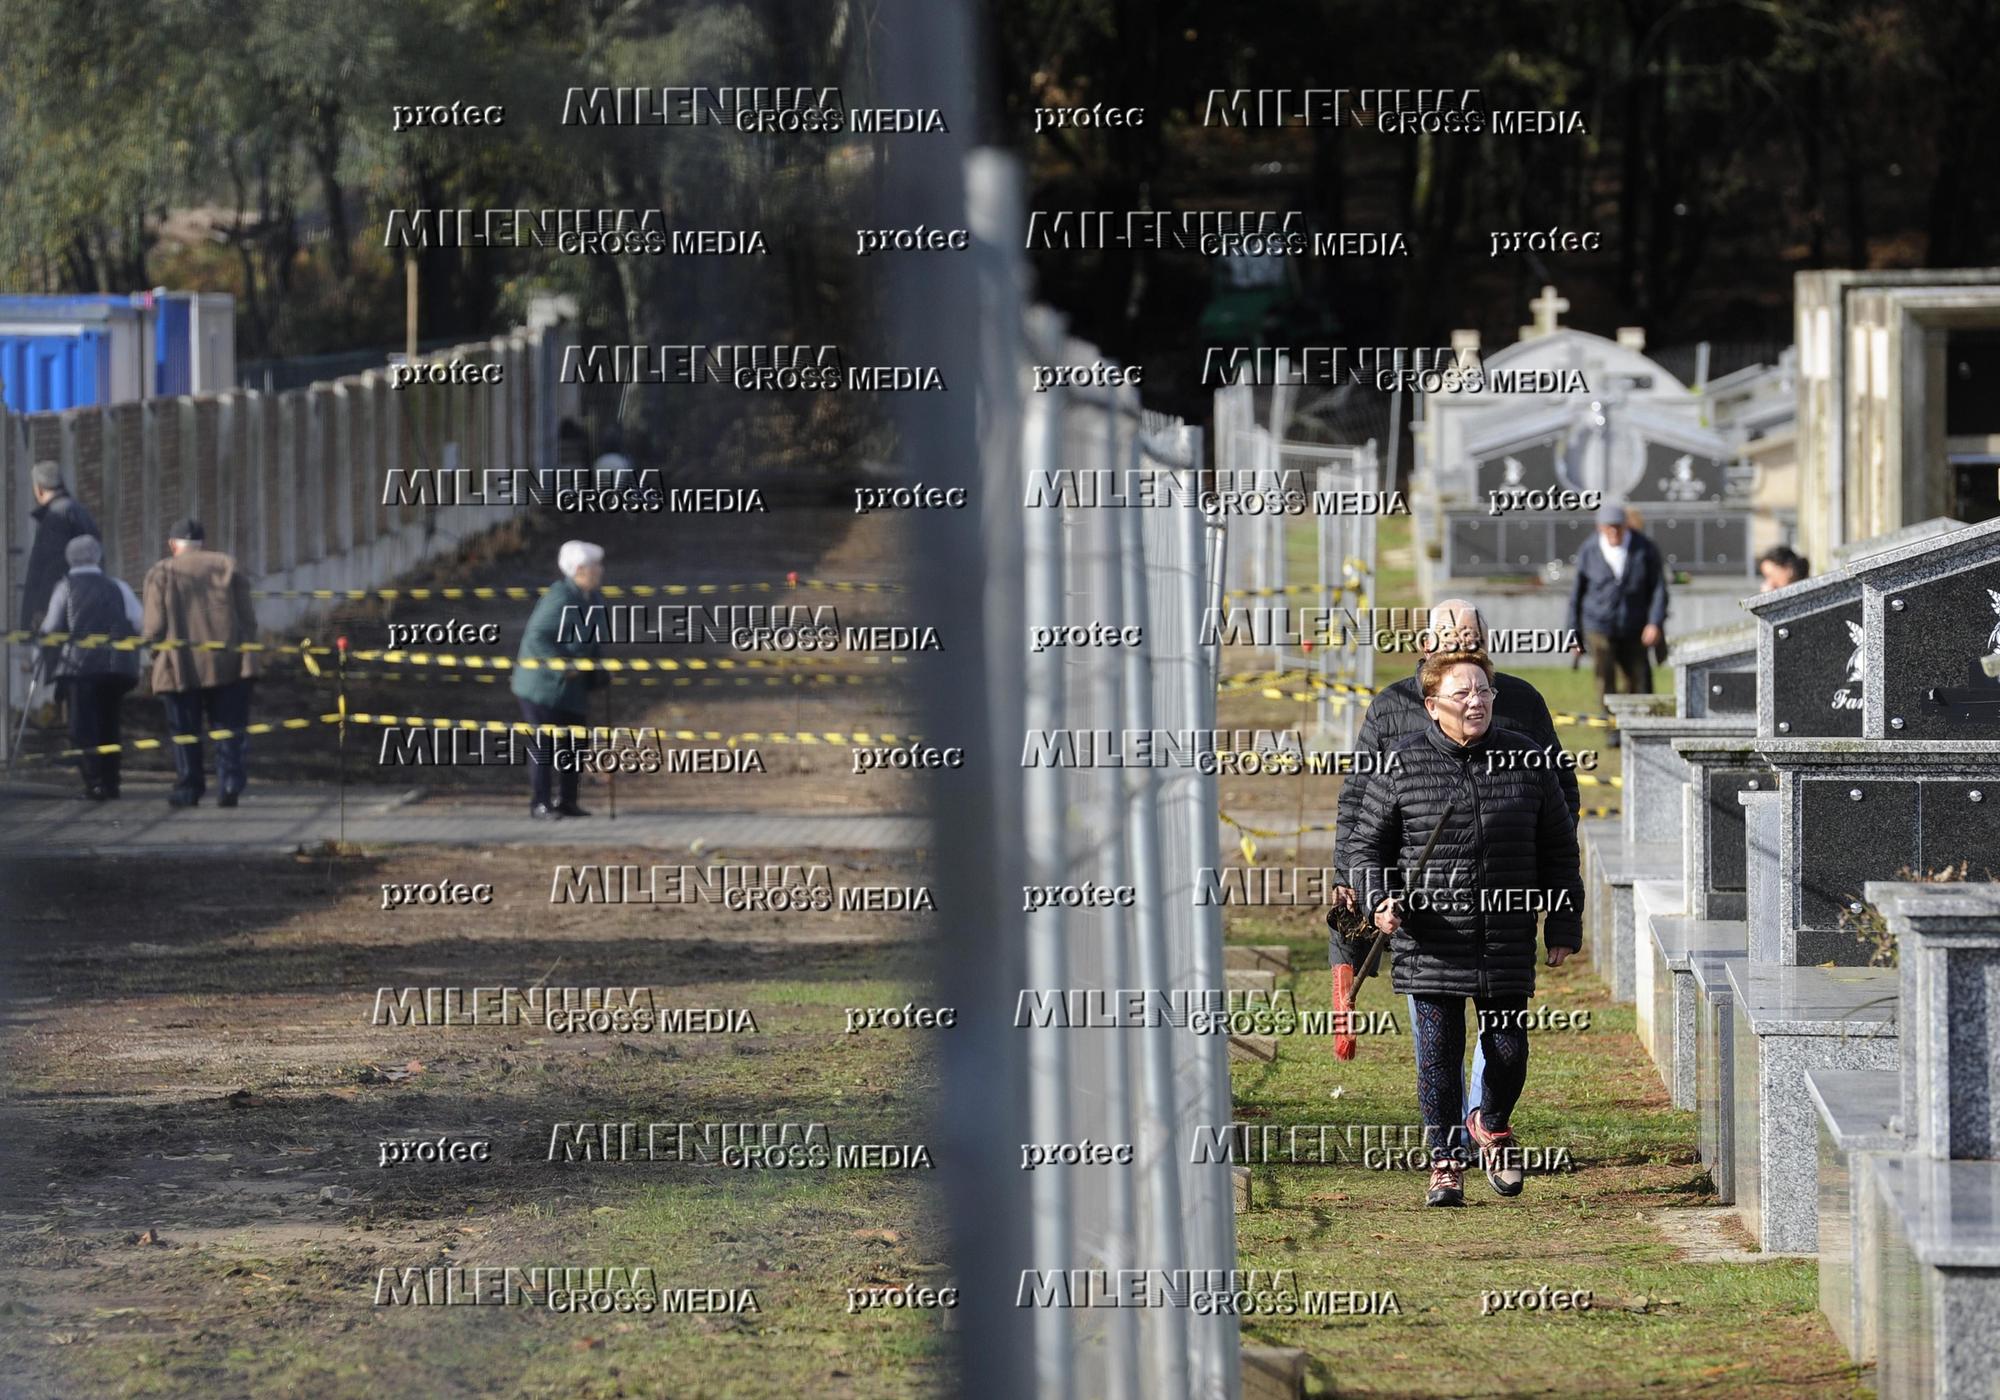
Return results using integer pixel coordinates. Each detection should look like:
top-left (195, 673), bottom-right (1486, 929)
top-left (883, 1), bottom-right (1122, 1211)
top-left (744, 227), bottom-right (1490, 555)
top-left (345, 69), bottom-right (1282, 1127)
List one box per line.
top-left (512, 540), bottom-right (607, 819)
top-left (39, 535), bottom-right (141, 799)
top-left (1344, 650), bottom-right (1584, 1207)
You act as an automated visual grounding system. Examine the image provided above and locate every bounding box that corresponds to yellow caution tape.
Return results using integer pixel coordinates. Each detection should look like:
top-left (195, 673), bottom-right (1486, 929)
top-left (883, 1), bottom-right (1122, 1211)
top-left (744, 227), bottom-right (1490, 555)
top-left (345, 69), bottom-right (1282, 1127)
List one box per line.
top-left (26, 716), bottom-right (322, 762)
top-left (334, 713), bottom-right (916, 745)
top-left (1218, 804), bottom-right (1616, 866)
top-left (3, 630), bottom-right (328, 656)
top-left (22, 711), bottom-right (918, 762)
top-left (336, 669), bottom-right (881, 690)
top-left (250, 579), bottom-right (904, 601)
top-left (1217, 669), bottom-right (1380, 698)
top-left (1243, 687), bottom-right (1365, 706)
top-left (343, 648), bottom-right (907, 674)
top-left (1220, 561), bottom-right (1372, 603)
top-left (1219, 812), bottom-right (1341, 840)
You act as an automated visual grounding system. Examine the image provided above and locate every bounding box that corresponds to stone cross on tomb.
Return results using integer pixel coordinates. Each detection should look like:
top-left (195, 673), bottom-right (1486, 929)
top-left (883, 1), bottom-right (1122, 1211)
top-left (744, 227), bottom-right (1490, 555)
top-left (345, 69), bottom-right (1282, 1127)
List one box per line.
top-left (1523, 284), bottom-right (1569, 339)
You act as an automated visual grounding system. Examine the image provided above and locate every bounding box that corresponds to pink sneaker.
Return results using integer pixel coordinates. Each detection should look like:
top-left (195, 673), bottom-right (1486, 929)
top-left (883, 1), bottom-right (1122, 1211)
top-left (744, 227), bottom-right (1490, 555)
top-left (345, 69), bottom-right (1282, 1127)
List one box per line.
top-left (1466, 1109), bottom-right (1526, 1197)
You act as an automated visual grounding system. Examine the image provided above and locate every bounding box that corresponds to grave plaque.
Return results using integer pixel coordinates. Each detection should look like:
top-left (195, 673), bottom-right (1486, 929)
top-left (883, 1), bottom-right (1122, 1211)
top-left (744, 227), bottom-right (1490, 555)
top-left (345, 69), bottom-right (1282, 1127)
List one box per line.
top-left (1770, 602), bottom-right (1865, 738)
top-left (1798, 779), bottom-right (1918, 942)
top-left (1877, 563), bottom-right (2000, 741)
top-left (1449, 516), bottom-right (1499, 572)
top-left (1671, 622), bottom-right (1758, 719)
top-left (1475, 442), bottom-right (1559, 497)
top-left (1920, 782), bottom-right (2000, 878)
top-left (1647, 515), bottom-right (1703, 569)
top-left (1551, 516), bottom-right (1593, 565)
top-left (1765, 741), bottom-right (2000, 966)
top-left (1704, 767), bottom-right (1764, 895)
top-left (1708, 672), bottom-right (1756, 715)
top-left (1642, 442), bottom-right (1730, 505)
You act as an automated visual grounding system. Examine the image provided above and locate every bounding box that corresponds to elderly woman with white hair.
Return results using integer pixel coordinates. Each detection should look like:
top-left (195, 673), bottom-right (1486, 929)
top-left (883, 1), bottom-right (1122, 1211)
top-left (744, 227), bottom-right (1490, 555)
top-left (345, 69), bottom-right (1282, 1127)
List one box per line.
top-left (510, 539), bottom-right (608, 818)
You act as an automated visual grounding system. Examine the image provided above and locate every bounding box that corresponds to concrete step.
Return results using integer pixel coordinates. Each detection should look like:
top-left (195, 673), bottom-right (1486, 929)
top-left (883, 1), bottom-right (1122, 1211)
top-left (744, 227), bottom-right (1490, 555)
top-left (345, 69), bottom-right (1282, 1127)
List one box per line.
top-left (1224, 944), bottom-right (1293, 973)
top-left (1228, 1034), bottom-right (1277, 1063)
top-left (1233, 1165), bottom-right (1252, 1213)
top-left (1225, 969), bottom-right (1277, 996)
top-left (1242, 1344), bottom-right (1307, 1400)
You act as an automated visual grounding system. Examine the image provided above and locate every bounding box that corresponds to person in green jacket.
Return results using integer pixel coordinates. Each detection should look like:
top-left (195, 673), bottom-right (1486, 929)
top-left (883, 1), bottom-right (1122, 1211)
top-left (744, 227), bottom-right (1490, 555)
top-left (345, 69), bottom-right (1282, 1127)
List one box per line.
top-left (511, 539), bottom-right (607, 818)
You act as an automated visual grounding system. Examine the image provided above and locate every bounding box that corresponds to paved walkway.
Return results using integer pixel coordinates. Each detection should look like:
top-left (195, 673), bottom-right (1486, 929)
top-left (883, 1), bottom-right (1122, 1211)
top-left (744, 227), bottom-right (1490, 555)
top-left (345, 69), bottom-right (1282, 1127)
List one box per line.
top-left (0, 782), bottom-right (925, 856)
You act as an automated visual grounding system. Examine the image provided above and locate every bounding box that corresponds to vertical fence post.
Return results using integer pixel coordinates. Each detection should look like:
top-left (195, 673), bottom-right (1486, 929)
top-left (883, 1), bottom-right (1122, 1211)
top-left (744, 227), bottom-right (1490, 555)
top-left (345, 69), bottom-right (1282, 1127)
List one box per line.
top-left (1021, 321), bottom-right (1077, 1400)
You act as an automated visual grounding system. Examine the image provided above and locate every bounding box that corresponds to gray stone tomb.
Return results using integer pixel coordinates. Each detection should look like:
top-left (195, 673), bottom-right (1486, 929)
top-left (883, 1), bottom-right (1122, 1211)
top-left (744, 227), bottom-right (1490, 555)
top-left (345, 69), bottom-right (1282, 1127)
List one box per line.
top-left (1849, 516), bottom-right (2000, 743)
top-left (1648, 916), bottom-right (1748, 1110)
top-left (1669, 620), bottom-right (1758, 719)
top-left (1674, 735), bottom-right (1771, 922)
top-left (1806, 1066), bottom-right (1903, 1366)
top-left (1694, 949), bottom-right (1747, 1201)
top-left (1729, 961), bottom-right (1898, 1254)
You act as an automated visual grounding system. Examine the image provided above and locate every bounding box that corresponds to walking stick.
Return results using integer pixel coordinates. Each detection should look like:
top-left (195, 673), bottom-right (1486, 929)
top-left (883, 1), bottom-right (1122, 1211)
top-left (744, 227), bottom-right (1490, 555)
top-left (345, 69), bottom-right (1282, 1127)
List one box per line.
top-left (336, 637), bottom-right (349, 849)
top-left (603, 664), bottom-right (616, 822)
top-left (9, 648), bottom-right (42, 768)
top-left (1328, 798), bottom-right (1458, 1061)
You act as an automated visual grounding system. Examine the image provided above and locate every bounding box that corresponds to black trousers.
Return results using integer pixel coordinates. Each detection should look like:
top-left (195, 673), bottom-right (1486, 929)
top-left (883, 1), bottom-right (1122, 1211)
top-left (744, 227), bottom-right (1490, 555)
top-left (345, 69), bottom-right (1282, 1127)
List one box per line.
top-left (1411, 994), bottom-right (1530, 1158)
top-left (1585, 630), bottom-right (1652, 705)
top-left (518, 699), bottom-right (586, 810)
top-left (161, 679), bottom-right (254, 800)
top-left (65, 675), bottom-right (134, 794)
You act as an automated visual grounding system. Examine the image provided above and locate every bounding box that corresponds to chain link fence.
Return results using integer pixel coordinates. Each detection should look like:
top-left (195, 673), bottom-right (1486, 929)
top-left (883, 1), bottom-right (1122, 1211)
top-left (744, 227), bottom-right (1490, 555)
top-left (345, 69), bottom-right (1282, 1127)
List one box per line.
top-left (1214, 365), bottom-right (1382, 753)
top-left (916, 146), bottom-right (1242, 1400)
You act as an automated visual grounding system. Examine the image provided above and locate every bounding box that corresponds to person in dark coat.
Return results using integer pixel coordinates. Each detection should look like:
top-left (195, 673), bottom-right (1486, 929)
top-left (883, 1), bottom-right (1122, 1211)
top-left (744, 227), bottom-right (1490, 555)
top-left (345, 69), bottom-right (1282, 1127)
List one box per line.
top-left (1329, 599), bottom-right (1580, 1118)
top-left (511, 540), bottom-right (608, 818)
top-left (1345, 650), bottom-right (1584, 1207)
top-left (39, 535), bottom-right (141, 799)
top-left (21, 460), bottom-right (101, 633)
top-left (1566, 498), bottom-right (1668, 720)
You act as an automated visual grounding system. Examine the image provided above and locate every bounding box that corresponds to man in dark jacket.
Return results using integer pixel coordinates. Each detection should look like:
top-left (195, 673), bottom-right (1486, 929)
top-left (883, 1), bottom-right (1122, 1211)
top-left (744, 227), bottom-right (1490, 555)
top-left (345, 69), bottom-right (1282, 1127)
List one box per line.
top-left (1345, 650), bottom-right (1584, 1207)
top-left (1566, 499), bottom-right (1668, 715)
top-left (21, 460), bottom-right (101, 633)
top-left (511, 540), bottom-right (609, 818)
top-left (39, 535), bottom-right (141, 798)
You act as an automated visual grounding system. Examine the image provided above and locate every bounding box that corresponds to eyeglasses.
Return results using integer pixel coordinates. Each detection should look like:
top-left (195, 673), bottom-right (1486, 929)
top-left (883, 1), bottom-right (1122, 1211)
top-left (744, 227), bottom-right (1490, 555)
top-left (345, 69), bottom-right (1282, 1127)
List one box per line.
top-left (1438, 686), bottom-right (1497, 703)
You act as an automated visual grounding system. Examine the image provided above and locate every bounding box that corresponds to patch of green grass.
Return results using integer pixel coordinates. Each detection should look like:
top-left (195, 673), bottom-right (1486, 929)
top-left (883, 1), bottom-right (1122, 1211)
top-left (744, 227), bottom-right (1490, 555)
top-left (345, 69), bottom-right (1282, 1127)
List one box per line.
top-left (1223, 936), bottom-right (1863, 1397)
top-left (1370, 513), bottom-right (1419, 609)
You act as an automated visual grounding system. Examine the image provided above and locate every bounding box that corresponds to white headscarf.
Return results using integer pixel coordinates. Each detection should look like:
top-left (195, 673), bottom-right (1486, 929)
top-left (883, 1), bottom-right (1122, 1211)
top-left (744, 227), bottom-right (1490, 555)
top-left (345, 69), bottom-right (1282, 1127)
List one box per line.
top-left (558, 540), bottom-right (604, 581)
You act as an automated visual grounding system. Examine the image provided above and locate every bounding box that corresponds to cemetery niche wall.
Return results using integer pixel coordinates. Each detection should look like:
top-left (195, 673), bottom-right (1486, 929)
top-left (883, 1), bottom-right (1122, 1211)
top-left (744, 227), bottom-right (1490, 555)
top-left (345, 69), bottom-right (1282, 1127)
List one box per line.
top-left (1410, 287), bottom-right (1777, 654)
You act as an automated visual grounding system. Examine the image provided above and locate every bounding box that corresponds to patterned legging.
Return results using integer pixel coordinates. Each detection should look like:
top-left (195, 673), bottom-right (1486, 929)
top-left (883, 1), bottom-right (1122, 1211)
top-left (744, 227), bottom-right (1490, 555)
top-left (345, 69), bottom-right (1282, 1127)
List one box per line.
top-left (1411, 994), bottom-right (1529, 1159)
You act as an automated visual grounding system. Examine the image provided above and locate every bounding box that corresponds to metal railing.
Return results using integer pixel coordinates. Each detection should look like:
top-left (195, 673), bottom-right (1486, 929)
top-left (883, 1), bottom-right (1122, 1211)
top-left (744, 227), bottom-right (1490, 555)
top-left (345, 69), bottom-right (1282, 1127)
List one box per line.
top-left (1215, 368), bottom-right (1381, 750)
top-left (918, 147), bottom-right (1241, 1400)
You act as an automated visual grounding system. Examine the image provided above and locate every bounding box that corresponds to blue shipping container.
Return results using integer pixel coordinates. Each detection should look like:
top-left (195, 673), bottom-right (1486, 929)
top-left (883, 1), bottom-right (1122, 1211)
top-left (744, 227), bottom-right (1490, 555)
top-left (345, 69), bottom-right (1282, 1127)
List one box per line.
top-left (0, 292), bottom-right (234, 410)
top-left (0, 294), bottom-right (149, 412)
top-left (0, 329), bottom-right (108, 413)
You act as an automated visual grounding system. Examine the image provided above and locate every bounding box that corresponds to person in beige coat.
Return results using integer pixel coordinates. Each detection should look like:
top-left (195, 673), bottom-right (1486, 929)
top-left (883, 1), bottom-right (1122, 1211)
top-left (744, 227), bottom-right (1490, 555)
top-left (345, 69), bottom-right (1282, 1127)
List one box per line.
top-left (141, 518), bottom-right (258, 808)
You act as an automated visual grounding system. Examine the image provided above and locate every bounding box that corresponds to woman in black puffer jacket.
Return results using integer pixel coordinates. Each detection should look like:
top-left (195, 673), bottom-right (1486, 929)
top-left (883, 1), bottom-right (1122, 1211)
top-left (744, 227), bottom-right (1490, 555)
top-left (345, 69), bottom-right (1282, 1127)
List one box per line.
top-left (1344, 650), bottom-right (1584, 1207)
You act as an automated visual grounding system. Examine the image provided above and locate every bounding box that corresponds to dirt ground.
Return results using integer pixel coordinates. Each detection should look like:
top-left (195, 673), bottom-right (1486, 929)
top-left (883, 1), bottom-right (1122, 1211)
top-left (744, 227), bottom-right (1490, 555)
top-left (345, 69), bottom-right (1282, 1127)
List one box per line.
top-left (12, 502), bottom-right (929, 813)
top-left (0, 848), bottom-right (951, 1399)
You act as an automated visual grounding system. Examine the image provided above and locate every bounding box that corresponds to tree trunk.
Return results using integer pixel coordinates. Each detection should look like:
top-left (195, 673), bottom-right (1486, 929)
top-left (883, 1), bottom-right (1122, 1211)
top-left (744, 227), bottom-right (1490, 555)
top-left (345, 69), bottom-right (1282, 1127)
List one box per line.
top-left (312, 97), bottom-right (351, 278)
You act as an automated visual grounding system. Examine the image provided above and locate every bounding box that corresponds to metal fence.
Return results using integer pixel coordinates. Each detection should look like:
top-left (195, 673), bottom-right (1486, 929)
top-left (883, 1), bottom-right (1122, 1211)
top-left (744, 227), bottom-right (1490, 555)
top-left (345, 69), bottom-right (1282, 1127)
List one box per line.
top-left (916, 146), bottom-right (1241, 1400)
top-left (1025, 319), bottom-right (1237, 1400)
top-left (2, 320), bottom-right (580, 752)
top-left (1215, 366), bottom-right (1381, 751)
